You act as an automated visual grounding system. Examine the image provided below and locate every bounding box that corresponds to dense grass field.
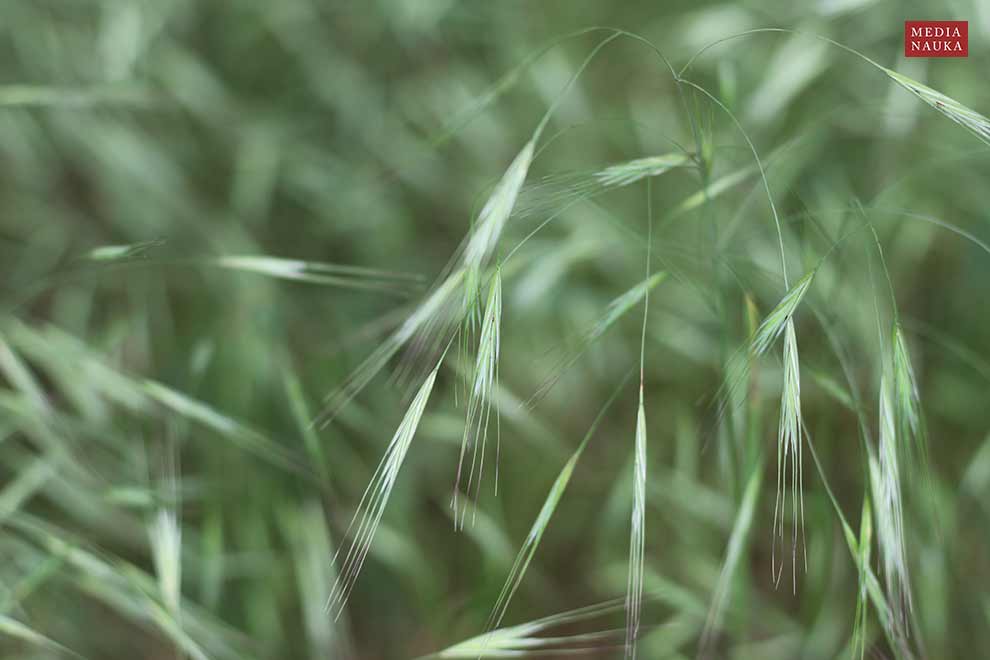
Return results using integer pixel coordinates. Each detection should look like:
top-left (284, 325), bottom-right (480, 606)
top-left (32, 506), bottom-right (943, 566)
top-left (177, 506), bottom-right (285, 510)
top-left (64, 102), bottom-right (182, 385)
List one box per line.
top-left (2, 2), bottom-right (990, 658)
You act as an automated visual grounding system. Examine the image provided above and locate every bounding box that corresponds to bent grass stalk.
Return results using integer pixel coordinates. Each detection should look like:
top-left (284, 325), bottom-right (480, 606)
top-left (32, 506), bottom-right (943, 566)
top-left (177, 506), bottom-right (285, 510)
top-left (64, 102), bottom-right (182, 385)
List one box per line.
top-left (529, 272), bottom-right (667, 406)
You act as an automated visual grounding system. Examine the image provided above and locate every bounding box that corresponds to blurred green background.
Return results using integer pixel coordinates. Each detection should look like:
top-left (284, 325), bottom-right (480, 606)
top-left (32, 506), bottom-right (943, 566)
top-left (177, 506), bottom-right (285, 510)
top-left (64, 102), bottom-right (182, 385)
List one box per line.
top-left (2, 1), bottom-right (990, 658)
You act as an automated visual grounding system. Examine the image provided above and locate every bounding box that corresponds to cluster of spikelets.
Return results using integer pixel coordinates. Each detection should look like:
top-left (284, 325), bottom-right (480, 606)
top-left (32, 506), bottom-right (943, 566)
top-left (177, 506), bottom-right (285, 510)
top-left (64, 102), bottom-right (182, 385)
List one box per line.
top-left (317, 29), bottom-right (990, 660)
top-left (322, 127), bottom-right (684, 629)
top-left (6, 14), bottom-right (990, 659)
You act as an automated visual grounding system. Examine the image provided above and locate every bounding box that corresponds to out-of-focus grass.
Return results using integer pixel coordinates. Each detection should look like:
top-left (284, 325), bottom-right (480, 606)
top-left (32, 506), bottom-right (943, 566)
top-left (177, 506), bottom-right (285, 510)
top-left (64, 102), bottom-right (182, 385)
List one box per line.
top-left (2, 1), bottom-right (990, 659)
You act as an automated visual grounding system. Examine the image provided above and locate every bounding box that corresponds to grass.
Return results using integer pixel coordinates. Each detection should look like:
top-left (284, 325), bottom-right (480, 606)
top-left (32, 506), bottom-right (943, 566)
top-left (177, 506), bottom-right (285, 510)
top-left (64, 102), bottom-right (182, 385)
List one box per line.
top-left (327, 361), bottom-right (441, 620)
top-left (2, 3), bottom-right (990, 659)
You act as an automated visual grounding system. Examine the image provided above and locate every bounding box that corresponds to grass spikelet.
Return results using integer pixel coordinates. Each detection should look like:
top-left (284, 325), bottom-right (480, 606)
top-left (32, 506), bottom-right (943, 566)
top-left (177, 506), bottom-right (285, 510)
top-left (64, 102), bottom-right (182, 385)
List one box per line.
top-left (212, 255), bottom-right (423, 293)
top-left (718, 269), bottom-right (814, 425)
top-left (463, 141), bottom-right (536, 277)
top-left (593, 153), bottom-right (690, 187)
top-left (771, 319), bottom-right (806, 591)
top-left (892, 324), bottom-right (923, 457)
top-left (455, 269), bottom-right (502, 527)
top-left (626, 185), bottom-right (653, 660)
top-left (431, 598), bottom-right (626, 659)
top-left (870, 376), bottom-right (913, 636)
top-left (883, 68), bottom-right (990, 145)
top-left (327, 362), bottom-right (440, 620)
top-left (149, 442), bottom-right (182, 621)
top-left (409, 140), bottom-right (535, 392)
top-left (624, 394), bottom-right (647, 659)
top-left (149, 506), bottom-right (182, 617)
top-left (752, 270), bottom-right (814, 358)
top-left (85, 238), bottom-right (167, 262)
top-left (513, 153), bottom-right (689, 223)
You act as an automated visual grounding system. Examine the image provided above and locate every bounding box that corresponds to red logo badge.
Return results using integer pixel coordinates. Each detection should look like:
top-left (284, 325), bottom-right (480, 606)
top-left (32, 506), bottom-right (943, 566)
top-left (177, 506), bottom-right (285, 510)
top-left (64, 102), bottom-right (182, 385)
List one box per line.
top-left (905, 21), bottom-right (968, 57)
